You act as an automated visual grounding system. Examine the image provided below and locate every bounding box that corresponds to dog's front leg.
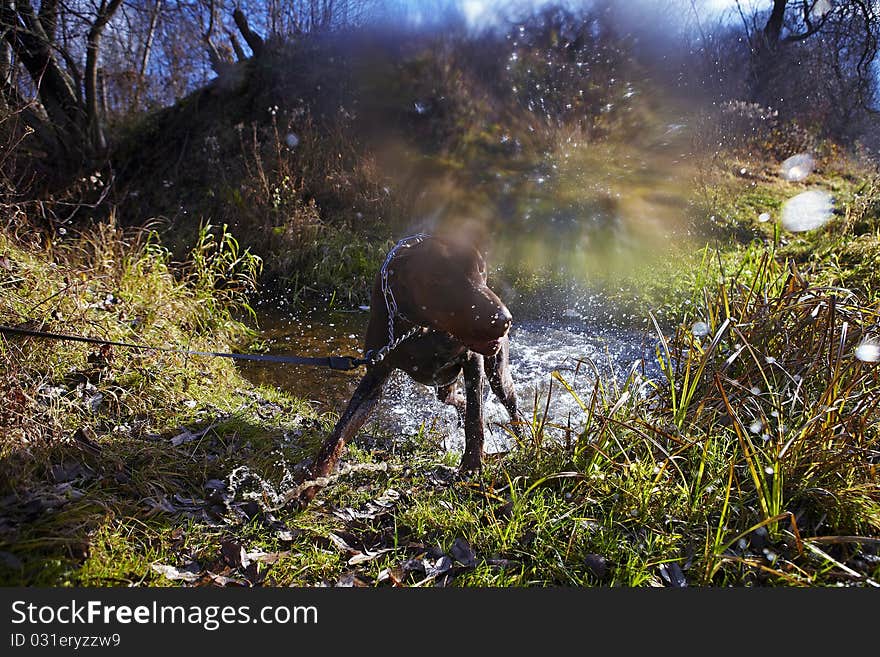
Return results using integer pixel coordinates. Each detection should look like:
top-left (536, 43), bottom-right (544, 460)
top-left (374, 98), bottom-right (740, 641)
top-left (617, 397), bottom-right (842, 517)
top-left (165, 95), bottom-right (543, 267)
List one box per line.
top-left (460, 351), bottom-right (485, 472)
top-left (485, 337), bottom-right (521, 437)
top-left (301, 363), bottom-right (392, 502)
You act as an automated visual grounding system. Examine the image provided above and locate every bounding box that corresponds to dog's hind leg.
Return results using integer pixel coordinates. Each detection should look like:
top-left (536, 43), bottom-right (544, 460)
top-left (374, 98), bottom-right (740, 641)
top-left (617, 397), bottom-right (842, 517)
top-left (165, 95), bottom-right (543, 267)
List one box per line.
top-left (460, 352), bottom-right (485, 472)
top-left (301, 364), bottom-right (392, 502)
top-left (485, 338), bottom-right (520, 436)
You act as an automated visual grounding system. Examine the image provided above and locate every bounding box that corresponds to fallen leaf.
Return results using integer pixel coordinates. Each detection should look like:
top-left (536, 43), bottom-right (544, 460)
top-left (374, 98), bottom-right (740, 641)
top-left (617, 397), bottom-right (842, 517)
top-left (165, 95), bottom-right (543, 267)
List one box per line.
top-left (659, 562), bottom-right (687, 588)
top-left (327, 532), bottom-right (360, 554)
top-left (335, 572), bottom-right (369, 587)
top-left (151, 563), bottom-right (200, 582)
top-left (204, 571), bottom-right (249, 587)
top-left (347, 548), bottom-right (393, 566)
top-left (205, 479), bottom-right (227, 493)
top-left (402, 558), bottom-right (425, 573)
top-left (376, 567), bottom-right (405, 586)
top-left (221, 540), bottom-right (248, 568)
top-left (170, 423), bottom-right (216, 447)
top-left (425, 555), bottom-right (453, 578)
top-left (170, 429), bottom-right (195, 447)
top-left (584, 553), bottom-right (609, 580)
top-left (451, 538), bottom-right (476, 568)
top-left (243, 550), bottom-right (290, 565)
top-left (173, 494), bottom-right (205, 509)
top-left (374, 488), bottom-right (400, 507)
top-left (145, 496), bottom-right (177, 513)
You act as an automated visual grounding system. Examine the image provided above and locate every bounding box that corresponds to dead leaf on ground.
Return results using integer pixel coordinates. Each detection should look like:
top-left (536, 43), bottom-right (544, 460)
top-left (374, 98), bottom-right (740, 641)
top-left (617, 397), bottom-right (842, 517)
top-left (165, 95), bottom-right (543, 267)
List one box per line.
top-left (347, 548), bottom-right (393, 566)
top-left (410, 556), bottom-right (454, 586)
top-left (151, 563), bottom-right (200, 582)
top-left (327, 531), bottom-right (361, 554)
top-left (451, 538), bottom-right (476, 568)
top-left (376, 567), bottom-right (406, 586)
top-left (203, 571), bottom-right (249, 587)
top-left (584, 553), bottom-right (609, 580)
top-left (336, 572), bottom-right (370, 587)
top-left (144, 496), bottom-right (177, 514)
top-left (170, 423), bottom-right (217, 447)
top-left (427, 555), bottom-right (452, 577)
top-left (659, 562), bottom-right (687, 588)
top-left (244, 550), bottom-right (290, 565)
top-left (401, 558), bottom-right (425, 574)
top-left (220, 540), bottom-right (248, 568)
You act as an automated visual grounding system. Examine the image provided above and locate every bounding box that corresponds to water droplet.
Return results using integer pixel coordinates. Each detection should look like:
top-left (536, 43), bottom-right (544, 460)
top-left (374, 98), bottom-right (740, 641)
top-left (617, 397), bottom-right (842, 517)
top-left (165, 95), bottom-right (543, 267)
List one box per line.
top-left (764, 465), bottom-right (774, 475)
top-left (691, 321), bottom-right (710, 337)
top-left (781, 190), bottom-right (834, 232)
top-left (285, 133), bottom-right (299, 149)
top-left (855, 340), bottom-right (880, 362)
top-left (758, 212), bottom-right (771, 223)
top-left (780, 153), bottom-right (815, 182)
top-left (750, 386), bottom-right (761, 395)
top-left (749, 420), bottom-right (762, 434)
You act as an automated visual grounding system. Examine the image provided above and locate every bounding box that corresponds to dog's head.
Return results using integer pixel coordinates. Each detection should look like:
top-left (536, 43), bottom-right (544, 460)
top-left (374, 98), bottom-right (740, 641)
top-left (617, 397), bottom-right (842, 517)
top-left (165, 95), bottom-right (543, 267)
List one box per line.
top-left (390, 237), bottom-right (512, 356)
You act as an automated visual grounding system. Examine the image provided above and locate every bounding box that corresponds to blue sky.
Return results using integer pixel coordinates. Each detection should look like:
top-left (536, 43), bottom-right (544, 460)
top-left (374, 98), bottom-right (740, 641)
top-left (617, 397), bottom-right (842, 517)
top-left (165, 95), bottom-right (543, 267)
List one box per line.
top-left (454, 1), bottom-right (770, 26)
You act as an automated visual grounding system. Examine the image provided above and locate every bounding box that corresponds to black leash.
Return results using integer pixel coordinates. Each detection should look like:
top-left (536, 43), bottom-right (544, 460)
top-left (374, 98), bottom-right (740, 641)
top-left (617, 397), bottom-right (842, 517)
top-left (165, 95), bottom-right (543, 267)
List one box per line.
top-left (0, 324), bottom-right (370, 371)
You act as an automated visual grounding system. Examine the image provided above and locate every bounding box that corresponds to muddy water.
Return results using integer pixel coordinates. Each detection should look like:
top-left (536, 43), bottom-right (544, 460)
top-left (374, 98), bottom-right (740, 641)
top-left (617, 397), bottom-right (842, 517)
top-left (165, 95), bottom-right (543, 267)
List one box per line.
top-left (239, 302), bottom-right (659, 454)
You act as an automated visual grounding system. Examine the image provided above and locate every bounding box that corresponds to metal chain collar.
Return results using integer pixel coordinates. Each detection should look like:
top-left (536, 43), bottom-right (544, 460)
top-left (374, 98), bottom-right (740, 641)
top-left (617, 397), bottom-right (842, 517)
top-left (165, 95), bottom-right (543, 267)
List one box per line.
top-left (364, 233), bottom-right (430, 366)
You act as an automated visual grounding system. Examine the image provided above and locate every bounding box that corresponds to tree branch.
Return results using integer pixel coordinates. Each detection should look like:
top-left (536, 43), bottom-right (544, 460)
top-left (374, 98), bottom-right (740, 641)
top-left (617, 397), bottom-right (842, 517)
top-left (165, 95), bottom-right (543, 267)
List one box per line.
top-left (37, 0), bottom-right (59, 39)
top-left (233, 8), bottom-right (263, 57)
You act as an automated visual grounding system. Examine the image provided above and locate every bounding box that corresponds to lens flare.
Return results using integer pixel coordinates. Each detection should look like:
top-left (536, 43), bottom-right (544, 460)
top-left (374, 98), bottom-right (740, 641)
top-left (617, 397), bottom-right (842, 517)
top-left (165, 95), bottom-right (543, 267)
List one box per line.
top-left (691, 321), bottom-right (709, 337)
top-left (780, 153), bottom-right (815, 182)
top-left (855, 340), bottom-right (880, 363)
top-left (780, 190), bottom-right (834, 232)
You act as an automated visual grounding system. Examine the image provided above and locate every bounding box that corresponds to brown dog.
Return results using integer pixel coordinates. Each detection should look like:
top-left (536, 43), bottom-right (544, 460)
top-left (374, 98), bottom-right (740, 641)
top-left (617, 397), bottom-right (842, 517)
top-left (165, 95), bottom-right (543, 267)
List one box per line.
top-left (302, 234), bottom-right (519, 501)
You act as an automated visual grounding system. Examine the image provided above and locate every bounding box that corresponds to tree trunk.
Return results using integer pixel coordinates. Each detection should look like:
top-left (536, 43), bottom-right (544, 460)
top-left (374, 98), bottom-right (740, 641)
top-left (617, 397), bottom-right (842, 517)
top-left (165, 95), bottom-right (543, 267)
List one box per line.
top-left (233, 9), bottom-right (264, 57)
top-left (134, 0), bottom-right (162, 109)
top-left (85, 0), bottom-right (123, 154)
top-left (751, 0), bottom-right (788, 105)
top-left (1, 0), bottom-right (82, 142)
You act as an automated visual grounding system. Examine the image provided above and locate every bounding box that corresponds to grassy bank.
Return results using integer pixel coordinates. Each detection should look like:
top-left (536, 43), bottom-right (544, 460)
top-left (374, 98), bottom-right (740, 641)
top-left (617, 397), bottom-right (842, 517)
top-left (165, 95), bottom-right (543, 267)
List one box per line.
top-left (2, 141), bottom-right (879, 586)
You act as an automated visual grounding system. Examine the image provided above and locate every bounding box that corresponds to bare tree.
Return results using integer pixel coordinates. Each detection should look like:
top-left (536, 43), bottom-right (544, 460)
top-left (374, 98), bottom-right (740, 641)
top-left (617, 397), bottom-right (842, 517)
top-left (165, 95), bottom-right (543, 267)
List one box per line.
top-left (0, 0), bottom-right (125, 165)
top-left (750, 0), bottom-right (879, 115)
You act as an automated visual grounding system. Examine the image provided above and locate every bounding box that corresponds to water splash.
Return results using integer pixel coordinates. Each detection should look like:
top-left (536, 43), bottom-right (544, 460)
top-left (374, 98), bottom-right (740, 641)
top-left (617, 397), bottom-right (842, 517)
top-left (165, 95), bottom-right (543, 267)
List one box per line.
top-left (780, 190), bottom-right (834, 232)
top-left (377, 321), bottom-right (656, 454)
